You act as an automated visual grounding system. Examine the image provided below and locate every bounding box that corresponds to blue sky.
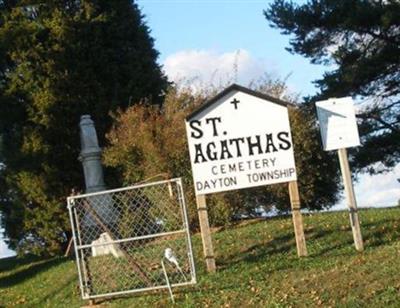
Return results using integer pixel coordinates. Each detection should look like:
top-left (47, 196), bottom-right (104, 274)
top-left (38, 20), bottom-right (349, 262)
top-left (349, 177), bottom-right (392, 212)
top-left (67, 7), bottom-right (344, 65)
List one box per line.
top-left (136, 0), bottom-right (327, 95)
top-left (1, 0), bottom-right (399, 259)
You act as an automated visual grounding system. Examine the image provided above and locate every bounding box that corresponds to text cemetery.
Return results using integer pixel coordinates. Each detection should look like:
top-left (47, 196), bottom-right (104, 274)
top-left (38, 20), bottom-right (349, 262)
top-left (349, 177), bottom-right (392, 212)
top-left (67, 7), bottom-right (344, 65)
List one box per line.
top-left (186, 85), bottom-right (298, 195)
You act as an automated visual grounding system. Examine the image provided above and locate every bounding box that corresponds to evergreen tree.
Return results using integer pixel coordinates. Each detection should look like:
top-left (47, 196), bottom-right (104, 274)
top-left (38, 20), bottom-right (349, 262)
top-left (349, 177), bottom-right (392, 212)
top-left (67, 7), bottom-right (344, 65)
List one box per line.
top-left (0, 0), bottom-right (167, 255)
top-left (265, 0), bottom-right (400, 173)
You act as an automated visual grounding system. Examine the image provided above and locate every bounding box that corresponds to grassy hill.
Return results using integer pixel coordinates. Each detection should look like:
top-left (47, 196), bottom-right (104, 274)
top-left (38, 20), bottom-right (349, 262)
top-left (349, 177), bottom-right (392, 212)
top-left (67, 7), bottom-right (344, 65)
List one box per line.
top-left (1, 207), bottom-right (400, 307)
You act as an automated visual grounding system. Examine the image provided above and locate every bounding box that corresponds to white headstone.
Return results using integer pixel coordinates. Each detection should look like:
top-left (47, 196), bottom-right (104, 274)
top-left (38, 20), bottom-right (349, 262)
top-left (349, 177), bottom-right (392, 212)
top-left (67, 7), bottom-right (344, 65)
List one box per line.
top-left (91, 232), bottom-right (124, 258)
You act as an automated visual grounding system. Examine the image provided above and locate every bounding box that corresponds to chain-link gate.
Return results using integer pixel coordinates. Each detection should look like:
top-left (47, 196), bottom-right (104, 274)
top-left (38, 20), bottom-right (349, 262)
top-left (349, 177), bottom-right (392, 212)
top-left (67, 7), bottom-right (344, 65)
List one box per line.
top-left (67, 178), bottom-right (196, 300)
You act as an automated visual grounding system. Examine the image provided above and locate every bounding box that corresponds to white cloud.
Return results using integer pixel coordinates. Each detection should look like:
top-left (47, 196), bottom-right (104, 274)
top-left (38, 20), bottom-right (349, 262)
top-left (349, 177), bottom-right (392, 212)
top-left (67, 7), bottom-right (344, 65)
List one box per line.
top-left (334, 164), bottom-right (400, 210)
top-left (364, 188), bottom-right (400, 207)
top-left (163, 49), bottom-right (270, 90)
top-left (356, 165), bottom-right (400, 207)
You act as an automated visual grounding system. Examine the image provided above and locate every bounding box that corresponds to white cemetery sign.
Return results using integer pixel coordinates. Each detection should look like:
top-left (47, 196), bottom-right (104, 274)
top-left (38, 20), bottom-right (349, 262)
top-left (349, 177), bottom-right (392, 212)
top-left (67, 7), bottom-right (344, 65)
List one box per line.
top-left (315, 97), bottom-right (360, 151)
top-left (185, 84), bottom-right (297, 195)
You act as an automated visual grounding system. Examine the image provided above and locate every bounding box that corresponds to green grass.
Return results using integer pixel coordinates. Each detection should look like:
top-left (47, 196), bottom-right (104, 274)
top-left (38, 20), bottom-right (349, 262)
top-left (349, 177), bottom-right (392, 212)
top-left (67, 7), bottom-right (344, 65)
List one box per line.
top-left (1, 207), bottom-right (400, 307)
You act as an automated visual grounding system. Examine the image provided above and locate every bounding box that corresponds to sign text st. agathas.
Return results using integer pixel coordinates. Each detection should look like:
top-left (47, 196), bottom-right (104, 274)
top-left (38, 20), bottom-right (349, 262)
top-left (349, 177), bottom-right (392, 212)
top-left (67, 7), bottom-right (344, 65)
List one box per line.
top-left (185, 84), bottom-right (297, 195)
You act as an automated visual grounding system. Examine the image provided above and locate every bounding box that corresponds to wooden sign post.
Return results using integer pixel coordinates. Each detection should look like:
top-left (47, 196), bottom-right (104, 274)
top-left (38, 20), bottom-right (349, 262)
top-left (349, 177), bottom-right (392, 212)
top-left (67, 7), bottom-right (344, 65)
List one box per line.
top-left (338, 148), bottom-right (364, 251)
top-left (316, 97), bottom-right (364, 252)
top-left (288, 181), bottom-right (308, 256)
top-left (185, 84), bottom-right (308, 272)
top-left (195, 194), bottom-right (216, 272)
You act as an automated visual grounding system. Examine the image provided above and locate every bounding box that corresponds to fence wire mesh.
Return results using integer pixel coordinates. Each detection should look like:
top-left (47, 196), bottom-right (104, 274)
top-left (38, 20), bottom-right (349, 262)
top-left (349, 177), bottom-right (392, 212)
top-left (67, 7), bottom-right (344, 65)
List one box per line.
top-left (67, 178), bottom-right (196, 300)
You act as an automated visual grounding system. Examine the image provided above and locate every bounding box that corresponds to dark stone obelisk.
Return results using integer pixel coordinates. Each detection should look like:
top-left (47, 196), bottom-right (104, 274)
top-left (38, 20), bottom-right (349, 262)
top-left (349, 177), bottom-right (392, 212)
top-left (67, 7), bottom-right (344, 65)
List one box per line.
top-left (79, 115), bottom-right (106, 193)
top-left (78, 115), bottom-right (112, 243)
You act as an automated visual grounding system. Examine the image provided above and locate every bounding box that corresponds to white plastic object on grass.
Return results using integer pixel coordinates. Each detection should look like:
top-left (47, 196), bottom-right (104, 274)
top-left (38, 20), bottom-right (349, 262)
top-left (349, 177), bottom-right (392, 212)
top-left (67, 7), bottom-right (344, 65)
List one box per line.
top-left (164, 248), bottom-right (186, 279)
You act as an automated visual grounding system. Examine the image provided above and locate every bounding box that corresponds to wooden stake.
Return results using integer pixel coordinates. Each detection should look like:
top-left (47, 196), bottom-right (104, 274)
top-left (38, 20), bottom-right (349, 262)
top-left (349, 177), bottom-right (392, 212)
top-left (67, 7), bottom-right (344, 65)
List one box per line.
top-left (64, 237), bottom-right (73, 257)
top-left (288, 180), bottom-right (308, 257)
top-left (195, 194), bottom-right (216, 272)
top-left (338, 148), bottom-right (364, 251)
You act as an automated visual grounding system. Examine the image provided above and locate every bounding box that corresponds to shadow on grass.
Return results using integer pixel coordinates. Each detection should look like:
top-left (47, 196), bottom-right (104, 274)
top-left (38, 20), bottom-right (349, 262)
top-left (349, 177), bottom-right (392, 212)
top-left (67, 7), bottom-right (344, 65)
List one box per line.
top-left (305, 215), bottom-right (400, 256)
top-left (0, 257), bottom-right (66, 288)
top-left (221, 214), bottom-right (400, 270)
top-left (361, 218), bottom-right (400, 248)
top-left (217, 232), bottom-right (295, 269)
top-left (217, 228), bottom-right (335, 268)
top-left (216, 220), bottom-right (395, 271)
top-left (0, 254), bottom-right (43, 272)
top-left (34, 273), bottom-right (77, 307)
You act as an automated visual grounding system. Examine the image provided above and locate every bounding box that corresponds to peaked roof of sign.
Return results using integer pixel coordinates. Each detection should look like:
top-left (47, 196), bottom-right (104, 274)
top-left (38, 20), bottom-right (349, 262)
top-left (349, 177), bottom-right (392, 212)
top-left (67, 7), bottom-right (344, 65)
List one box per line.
top-left (186, 83), bottom-right (295, 121)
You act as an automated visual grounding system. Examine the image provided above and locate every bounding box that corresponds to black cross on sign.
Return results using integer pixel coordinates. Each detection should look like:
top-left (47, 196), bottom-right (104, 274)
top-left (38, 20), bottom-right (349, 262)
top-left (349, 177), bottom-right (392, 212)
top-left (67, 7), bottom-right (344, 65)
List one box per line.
top-left (231, 98), bottom-right (240, 110)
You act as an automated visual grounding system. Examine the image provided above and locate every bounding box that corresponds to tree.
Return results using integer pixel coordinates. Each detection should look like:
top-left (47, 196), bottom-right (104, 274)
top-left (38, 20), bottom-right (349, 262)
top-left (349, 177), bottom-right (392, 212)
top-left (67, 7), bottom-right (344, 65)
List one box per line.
top-left (104, 79), bottom-right (341, 228)
top-left (0, 0), bottom-right (167, 255)
top-left (265, 0), bottom-right (400, 173)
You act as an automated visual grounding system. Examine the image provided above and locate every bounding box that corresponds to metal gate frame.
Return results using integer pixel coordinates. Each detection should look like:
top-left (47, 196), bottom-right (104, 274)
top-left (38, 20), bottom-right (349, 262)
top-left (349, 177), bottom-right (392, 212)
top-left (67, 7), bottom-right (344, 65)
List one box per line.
top-left (67, 178), bottom-right (196, 300)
